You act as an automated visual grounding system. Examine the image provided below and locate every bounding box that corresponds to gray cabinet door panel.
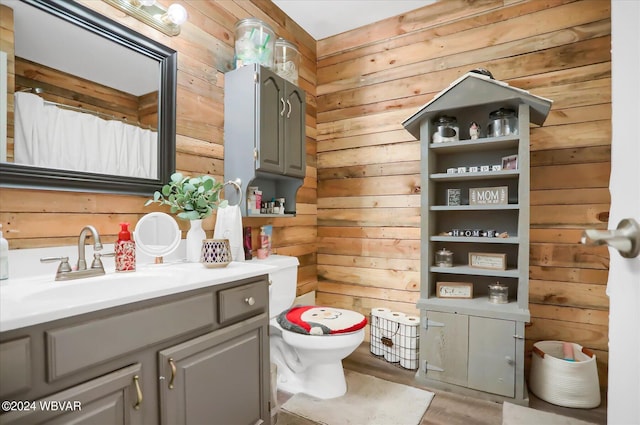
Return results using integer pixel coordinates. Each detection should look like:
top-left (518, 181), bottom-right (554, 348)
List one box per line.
top-left (422, 311), bottom-right (468, 386)
top-left (0, 337), bottom-right (31, 397)
top-left (159, 314), bottom-right (268, 425)
top-left (0, 363), bottom-right (143, 425)
top-left (283, 85), bottom-right (306, 178)
top-left (258, 70), bottom-right (284, 174)
top-left (467, 316), bottom-right (515, 397)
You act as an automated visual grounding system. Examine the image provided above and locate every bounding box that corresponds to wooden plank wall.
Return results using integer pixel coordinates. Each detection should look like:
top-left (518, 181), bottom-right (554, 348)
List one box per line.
top-left (0, 1), bottom-right (318, 293)
top-left (315, 0), bottom-right (611, 389)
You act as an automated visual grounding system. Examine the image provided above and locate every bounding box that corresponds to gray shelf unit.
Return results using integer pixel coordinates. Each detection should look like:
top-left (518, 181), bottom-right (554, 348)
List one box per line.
top-left (403, 73), bottom-right (552, 404)
top-left (224, 64), bottom-right (306, 217)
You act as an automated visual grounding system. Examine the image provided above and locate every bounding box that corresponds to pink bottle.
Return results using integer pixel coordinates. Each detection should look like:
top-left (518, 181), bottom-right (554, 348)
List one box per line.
top-left (115, 222), bottom-right (136, 272)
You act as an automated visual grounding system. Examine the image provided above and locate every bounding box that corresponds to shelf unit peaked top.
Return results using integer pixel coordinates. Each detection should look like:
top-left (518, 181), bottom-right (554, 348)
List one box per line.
top-left (402, 72), bottom-right (553, 139)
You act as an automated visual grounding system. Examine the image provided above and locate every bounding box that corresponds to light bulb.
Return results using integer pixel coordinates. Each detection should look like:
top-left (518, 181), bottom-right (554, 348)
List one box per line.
top-left (166, 4), bottom-right (187, 25)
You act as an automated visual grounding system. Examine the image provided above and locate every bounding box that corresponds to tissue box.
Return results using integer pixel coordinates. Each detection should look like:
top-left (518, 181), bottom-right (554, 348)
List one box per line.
top-left (369, 308), bottom-right (420, 370)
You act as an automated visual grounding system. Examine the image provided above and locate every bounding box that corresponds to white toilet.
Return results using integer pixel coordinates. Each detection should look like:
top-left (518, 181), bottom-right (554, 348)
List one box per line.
top-left (261, 255), bottom-right (366, 399)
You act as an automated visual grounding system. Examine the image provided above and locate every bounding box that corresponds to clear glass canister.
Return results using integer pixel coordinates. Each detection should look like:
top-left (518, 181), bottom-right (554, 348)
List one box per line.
top-left (274, 38), bottom-right (300, 85)
top-left (487, 108), bottom-right (518, 137)
top-left (432, 116), bottom-right (459, 143)
top-left (435, 248), bottom-right (453, 267)
top-left (488, 282), bottom-right (509, 304)
top-left (234, 18), bottom-right (276, 69)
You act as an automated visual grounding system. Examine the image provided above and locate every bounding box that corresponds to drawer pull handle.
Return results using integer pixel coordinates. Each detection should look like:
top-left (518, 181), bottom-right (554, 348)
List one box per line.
top-left (133, 375), bottom-right (143, 410)
top-left (168, 358), bottom-right (177, 389)
top-left (245, 296), bottom-right (256, 306)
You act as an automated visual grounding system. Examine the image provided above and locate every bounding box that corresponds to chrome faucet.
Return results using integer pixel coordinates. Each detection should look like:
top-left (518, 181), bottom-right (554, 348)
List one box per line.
top-left (77, 225), bottom-right (103, 270)
top-left (41, 225), bottom-right (109, 281)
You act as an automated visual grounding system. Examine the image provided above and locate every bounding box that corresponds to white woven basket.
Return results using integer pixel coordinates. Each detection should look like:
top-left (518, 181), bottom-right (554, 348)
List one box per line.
top-left (529, 340), bottom-right (600, 408)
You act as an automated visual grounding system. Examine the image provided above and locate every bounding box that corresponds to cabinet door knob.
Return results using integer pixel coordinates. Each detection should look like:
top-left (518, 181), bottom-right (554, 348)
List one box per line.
top-left (280, 98), bottom-right (286, 116)
top-left (245, 296), bottom-right (256, 306)
top-left (133, 375), bottom-right (143, 410)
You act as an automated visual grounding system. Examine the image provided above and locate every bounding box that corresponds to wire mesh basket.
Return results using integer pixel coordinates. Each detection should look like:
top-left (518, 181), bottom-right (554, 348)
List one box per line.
top-left (369, 308), bottom-right (419, 370)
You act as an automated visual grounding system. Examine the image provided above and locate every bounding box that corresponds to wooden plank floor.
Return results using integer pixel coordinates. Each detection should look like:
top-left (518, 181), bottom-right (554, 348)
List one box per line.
top-left (343, 343), bottom-right (607, 425)
top-left (277, 343), bottom-right (607, 424)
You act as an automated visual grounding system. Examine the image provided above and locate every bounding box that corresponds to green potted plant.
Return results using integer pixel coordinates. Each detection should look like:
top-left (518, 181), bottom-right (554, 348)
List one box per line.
top-left (145, 172), bottom-right (228, 262)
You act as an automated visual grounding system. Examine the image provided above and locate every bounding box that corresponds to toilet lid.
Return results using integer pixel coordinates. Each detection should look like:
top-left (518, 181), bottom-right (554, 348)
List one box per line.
top-left (277, 306), bottom-right (367, 336)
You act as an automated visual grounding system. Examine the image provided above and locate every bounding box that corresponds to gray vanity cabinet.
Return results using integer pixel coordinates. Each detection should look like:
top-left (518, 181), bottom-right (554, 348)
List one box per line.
top-left (224, 64), bottom-right (306, 216)
top-left (0, 276), bottom-right (271, 425)
top-left (158, 315), bottom-right (268, 425)
top-left (403, 73), bottom-right (552, 405)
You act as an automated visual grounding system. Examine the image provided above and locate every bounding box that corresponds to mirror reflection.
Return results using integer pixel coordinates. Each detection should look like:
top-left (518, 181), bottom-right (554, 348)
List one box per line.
top-left (0, 0), bottom-right (176, 194)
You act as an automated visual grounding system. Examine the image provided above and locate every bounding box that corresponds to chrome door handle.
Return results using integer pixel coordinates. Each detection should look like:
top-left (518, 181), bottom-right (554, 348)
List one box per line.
top-left (581, 218), bottom-right (640, 258)
top-left (280, 98), bottom-right (286, 116)
top-left (286, 100), bottom-right (292, 118)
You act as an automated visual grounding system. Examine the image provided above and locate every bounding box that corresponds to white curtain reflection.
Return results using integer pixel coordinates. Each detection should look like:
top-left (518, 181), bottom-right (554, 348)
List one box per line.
top-left (14, 92), bottom-right (157, 179)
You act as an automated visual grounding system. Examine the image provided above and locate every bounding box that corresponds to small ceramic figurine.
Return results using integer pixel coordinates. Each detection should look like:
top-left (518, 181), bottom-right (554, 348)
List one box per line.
top-left (469, 121), bottom-right (481, 139)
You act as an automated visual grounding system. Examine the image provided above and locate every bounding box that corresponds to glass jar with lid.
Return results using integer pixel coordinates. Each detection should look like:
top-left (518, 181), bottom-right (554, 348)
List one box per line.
top-left (234, 18), bottom-right (276, 69)
top-left (488, 282), bottom-right (509, 304)
top-left (432, 115), bottom-right (459, 143)
top-left (274, 38), bottom-right (300, 85)
top-left (487, 108), bottom-right (518, 137)
top-left (435, 248), bottom-right (454, 267)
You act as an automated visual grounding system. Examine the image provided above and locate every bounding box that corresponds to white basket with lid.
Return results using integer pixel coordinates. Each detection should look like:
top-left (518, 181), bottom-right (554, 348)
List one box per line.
top-left (529, 340), bottom-right (600, 408)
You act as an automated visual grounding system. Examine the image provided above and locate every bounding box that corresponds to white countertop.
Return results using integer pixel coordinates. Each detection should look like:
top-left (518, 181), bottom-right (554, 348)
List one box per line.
top-left (0, 260), bottom-right (277, 332)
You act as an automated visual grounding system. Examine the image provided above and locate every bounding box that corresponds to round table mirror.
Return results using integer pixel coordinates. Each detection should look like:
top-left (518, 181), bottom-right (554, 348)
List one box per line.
top-left (134, 212), bottom-right (181, 263)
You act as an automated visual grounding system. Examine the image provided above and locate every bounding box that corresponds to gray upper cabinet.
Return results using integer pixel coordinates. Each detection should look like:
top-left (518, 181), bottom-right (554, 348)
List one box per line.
top-left (257, 70), bottom-right (306, 177)
top-left (403, 72), bottom-right (552, 404)
top-left (225, 64), bottom-right (306, 216)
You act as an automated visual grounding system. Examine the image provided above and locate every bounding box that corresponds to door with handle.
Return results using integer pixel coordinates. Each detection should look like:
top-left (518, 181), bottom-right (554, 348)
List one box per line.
top-left (588, 4), bottom-right (640, 423)
top-left (582, 218), bottom-right (640, 258)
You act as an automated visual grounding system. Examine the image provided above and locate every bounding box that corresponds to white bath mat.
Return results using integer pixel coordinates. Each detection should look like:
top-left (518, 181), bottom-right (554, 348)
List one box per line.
top-left (280, 370), bottom-right (434, 425)
top-left (502, 402), bottom-right (598, 425)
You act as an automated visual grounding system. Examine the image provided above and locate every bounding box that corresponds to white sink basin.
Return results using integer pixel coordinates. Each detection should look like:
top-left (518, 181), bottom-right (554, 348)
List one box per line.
top-left (0, 260), bottom-right (277, 332)
top-left (21, 270), bottom-right (184, 305)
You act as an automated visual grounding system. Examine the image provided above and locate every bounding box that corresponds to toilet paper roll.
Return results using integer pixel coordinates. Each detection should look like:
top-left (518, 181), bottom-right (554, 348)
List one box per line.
top-left (388, 311), bottom-right (406, 320)
top-left (397, 315), bottom-right (420, 338)
top-left (371, 307), bottom-right (391, 318)
top-left (392, 333), bottom-right (419, 350)
top-left (399, 346), bottom-right (419, 369)
top-left (370, 314), bottom-right (384, 332)
top-left (400, 357), bottom-right (419, 369)
top-left (370, 336), bottom-right (385, 356)
top-left (384, 346), bottom-right (400, 363)
top-left (399, 346), bottom-right (419, 360)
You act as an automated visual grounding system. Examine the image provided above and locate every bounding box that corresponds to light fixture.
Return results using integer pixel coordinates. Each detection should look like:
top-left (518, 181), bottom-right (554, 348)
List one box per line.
top-left (102, 0), bottom-right (187, 36)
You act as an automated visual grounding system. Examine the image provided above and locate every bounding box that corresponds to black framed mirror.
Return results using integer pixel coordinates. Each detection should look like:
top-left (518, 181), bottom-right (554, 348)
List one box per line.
top-left (0, 0), bottom-right (176, 195)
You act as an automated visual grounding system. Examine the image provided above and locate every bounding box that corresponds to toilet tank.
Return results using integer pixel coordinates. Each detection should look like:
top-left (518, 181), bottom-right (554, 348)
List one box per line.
top-left (256, 255), bottom-right (299, 318)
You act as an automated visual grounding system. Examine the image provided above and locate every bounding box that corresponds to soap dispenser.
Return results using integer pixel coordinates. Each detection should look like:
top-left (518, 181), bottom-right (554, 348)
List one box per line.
top-left (0, 224), bottom-right (8, 280)
top-left (115, 222), bottom-right (136, 272)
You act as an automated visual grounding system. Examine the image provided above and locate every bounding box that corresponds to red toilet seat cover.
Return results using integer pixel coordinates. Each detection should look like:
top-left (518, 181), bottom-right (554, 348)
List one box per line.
top-left (277, 306), bottom-right (367, 336)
